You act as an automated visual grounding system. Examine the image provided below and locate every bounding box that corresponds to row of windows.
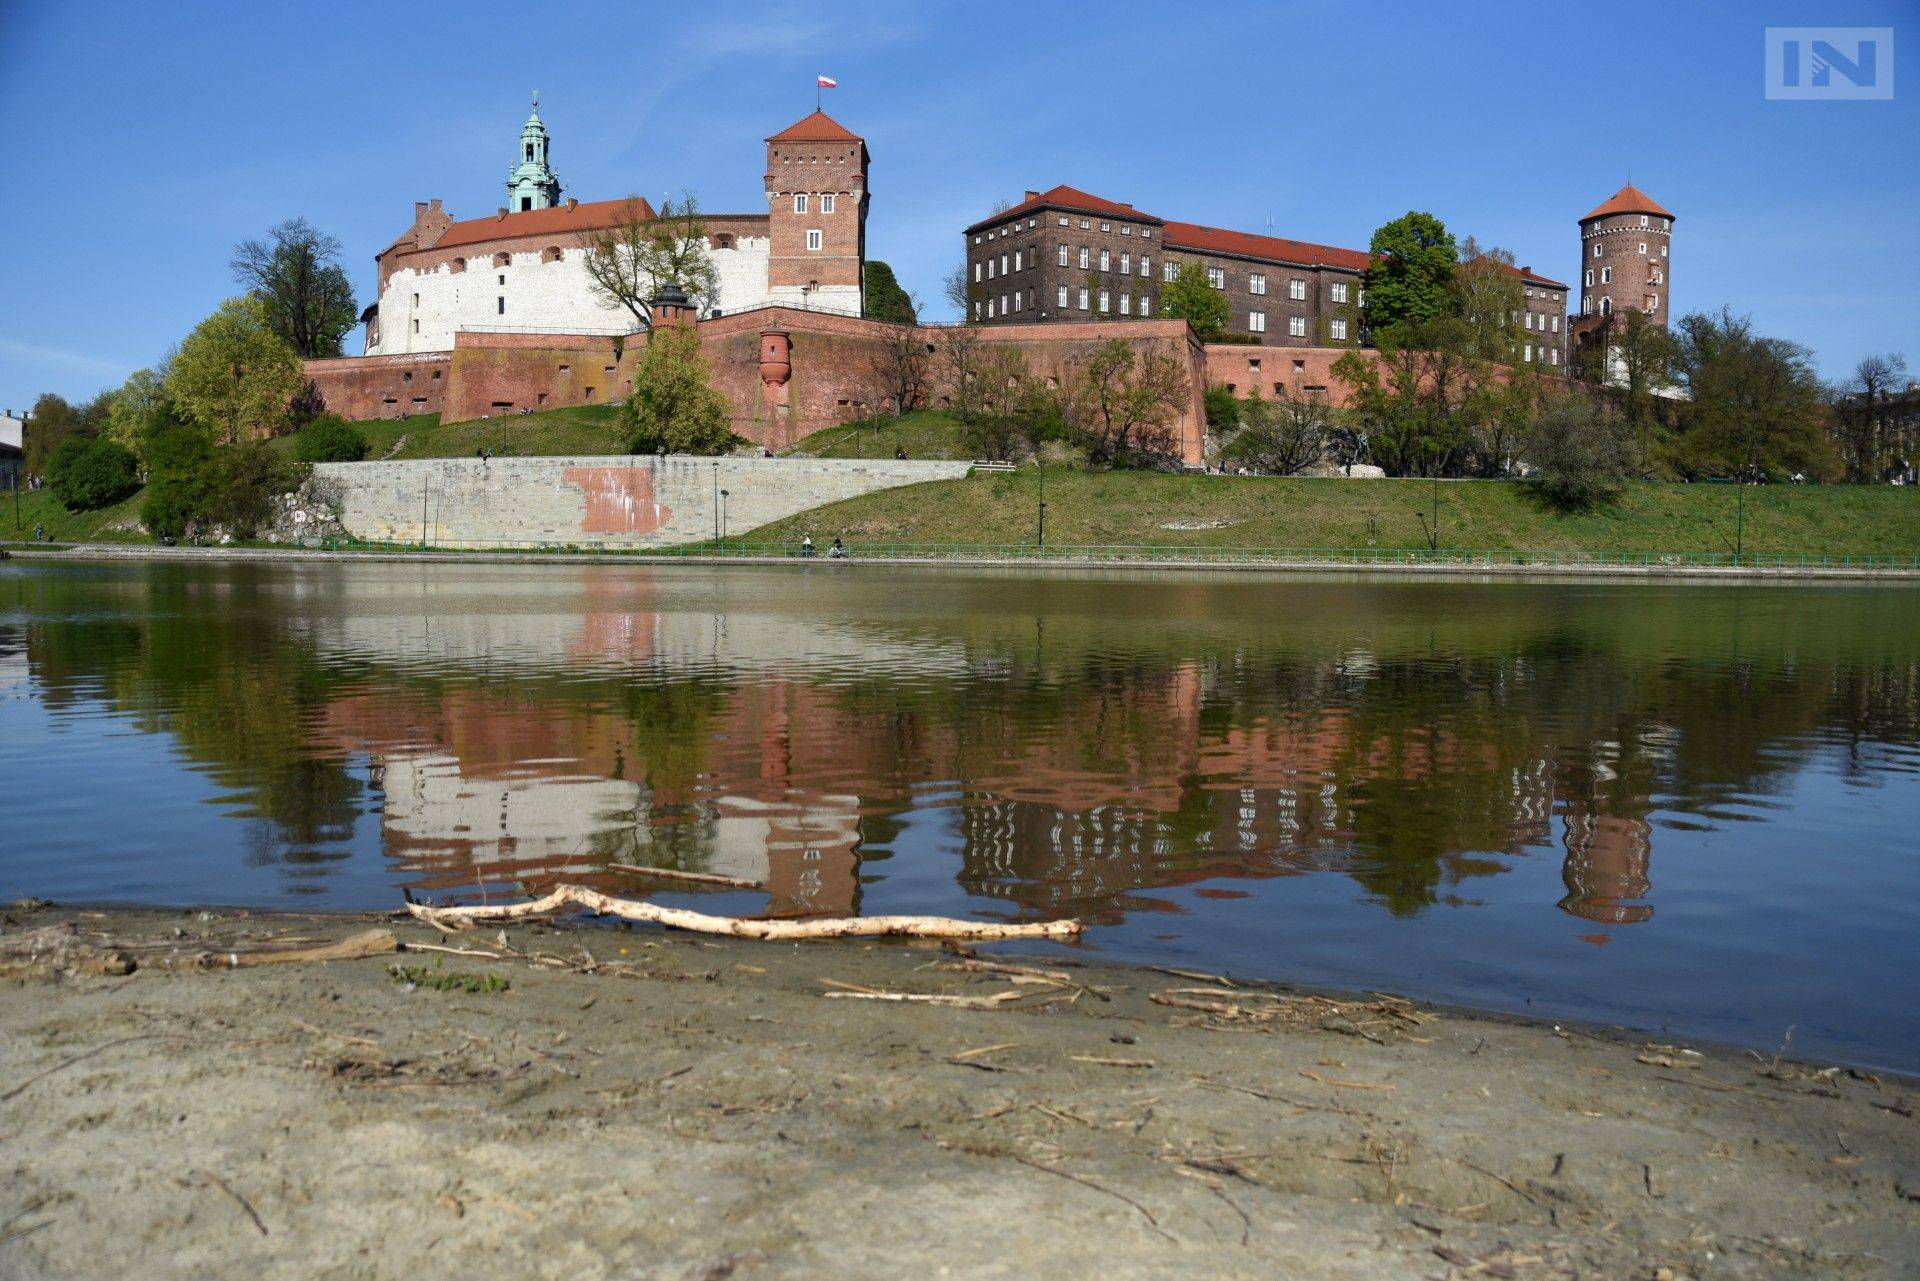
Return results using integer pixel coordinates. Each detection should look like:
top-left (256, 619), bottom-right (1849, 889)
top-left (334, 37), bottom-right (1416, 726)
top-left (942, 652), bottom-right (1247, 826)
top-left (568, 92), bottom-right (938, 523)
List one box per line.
top-left (1522, 312), bottom-right (1561, 333)
top-left (976, 214), bottom-right (1161, 245)
top-left (1521, 344), bottom-right (1561, 366)
top-left (792, 193), bottom-right (839, 214)
top-left (1244, 312), bottom-right (1348, 339)
top-left (977, 288), bottom-right (1157, 318)
top-left (1173, 262), bottom-right (1356, 304)
top-left (1586, 296), bottom-right (1660, 317)
top-left (1593, 240), bottom-right (1668, 259)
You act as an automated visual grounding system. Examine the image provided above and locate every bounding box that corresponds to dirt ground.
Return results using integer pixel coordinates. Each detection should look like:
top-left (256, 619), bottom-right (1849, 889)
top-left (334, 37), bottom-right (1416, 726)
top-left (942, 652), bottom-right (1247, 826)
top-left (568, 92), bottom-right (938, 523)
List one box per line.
top-left (0, 905), bottom-right (1914, 1280)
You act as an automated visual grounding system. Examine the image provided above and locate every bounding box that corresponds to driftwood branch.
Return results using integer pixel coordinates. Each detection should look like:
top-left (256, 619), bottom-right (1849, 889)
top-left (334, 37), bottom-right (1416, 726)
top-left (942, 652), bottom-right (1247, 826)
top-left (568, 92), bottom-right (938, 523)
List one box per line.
top-left (405, 884), bottom-right (1082, 941)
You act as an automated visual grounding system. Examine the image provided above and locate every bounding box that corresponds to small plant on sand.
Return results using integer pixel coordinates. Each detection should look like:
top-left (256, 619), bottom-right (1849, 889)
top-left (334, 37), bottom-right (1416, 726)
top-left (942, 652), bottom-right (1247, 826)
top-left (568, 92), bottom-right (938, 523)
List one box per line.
top-left (387, 963), bottom-right (509, 994)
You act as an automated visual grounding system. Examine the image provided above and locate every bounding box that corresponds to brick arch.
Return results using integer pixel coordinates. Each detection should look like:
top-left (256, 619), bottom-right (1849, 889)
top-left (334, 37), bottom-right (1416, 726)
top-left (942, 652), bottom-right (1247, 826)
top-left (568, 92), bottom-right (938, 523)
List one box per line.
top-left (492, 251), bottom-right (512, 268)
top-left (541, 245), bottom-right (563, 263)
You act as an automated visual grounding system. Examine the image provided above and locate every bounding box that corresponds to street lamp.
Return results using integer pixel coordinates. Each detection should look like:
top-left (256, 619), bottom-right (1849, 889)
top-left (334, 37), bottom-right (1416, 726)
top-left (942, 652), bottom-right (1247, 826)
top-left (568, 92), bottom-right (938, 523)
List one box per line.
top-left (1036, 454), bottom-right (1047, 549)
top-left (720, 489), bottom-right (729, 549)
top-left (711, 462), bottom-right (720, 544)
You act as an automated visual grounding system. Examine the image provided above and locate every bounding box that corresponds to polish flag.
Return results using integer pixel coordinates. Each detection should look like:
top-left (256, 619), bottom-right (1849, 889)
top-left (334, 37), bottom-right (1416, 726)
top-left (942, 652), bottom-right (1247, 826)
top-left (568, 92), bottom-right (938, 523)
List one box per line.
top-left (817, 75), bottom-right (837, 89)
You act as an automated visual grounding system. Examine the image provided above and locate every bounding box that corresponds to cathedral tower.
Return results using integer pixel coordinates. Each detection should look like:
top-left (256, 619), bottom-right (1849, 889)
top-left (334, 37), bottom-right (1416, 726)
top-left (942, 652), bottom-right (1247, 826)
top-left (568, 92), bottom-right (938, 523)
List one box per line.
top-left (1576, 183), bottom-right (1672, 327)
top-left (764, 111), bottom-right (868, 316)
top-left (506, 93), bottom-right (561, 212)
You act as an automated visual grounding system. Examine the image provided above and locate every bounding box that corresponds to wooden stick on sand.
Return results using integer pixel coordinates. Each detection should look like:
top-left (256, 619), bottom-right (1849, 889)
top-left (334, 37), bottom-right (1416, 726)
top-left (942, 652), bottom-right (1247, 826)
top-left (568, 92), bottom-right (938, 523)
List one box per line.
top-left (404, 884), bottom-right (1082, 942)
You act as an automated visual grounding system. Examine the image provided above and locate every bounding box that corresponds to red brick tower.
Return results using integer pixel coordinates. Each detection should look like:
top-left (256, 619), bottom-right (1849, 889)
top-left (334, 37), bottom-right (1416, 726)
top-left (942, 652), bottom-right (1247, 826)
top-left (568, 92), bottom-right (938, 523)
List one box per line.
top-left (764, 111), bottom-right (868, 317)
top-left (1575, 183), bottom-right (1674, 328)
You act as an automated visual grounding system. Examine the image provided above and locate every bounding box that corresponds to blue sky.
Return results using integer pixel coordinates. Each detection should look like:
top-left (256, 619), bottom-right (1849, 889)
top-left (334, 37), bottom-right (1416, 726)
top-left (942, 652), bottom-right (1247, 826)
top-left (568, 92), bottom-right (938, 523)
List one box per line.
top-left (0, 0), bottom-right (1912, 411)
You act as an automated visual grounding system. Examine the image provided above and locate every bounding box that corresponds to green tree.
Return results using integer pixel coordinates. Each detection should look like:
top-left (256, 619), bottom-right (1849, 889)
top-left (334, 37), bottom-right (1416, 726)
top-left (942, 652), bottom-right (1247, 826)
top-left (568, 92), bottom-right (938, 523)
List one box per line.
top-left (1670, 308), bottom-right (1836, 481)
top-left (1059, 339), bottom-right (1190, 466)
top-left (231, 218), bottom-right (359, 358)
top-left (622, 325), bottom-right (735, 455)
top-left (1203, 384), bottom-right (1240, 435)
top-left (23, 392), bottom-right (100, 475)
top-left (102, 367), bottom-right (173, 464)
top-left (1363, 211), bottom-right (1458, 332)
top-left (140, 418), bottom-right (216, 542)
top-left (202, 443), bottom-right (305, 539)
top-left (291, 414), bottom-right (369, 463)
top-left (582, 194), bottom-right (719, 331)
top-left (862, 261), bottom-right (918, 324)
top-left (1523, 396), bottom-right (1634, 510)
top-left (1160, 261), bottom-right (1229, 343)
top-left (49, 438), bottom-right (140, 510)
top-left (1332, 318), bottom-right (1478, 477)
top-left (167, 297), bottom-right (304, 445)
top-left (1450, 240), bottom-right (1524, 364)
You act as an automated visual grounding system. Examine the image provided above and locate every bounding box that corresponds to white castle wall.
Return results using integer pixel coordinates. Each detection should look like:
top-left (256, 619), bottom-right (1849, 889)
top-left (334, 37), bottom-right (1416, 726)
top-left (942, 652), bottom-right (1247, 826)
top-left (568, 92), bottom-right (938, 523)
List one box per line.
top-left (370, 239), bottom-right (777, 355)
top-left (308, 455), bottom-right (972, 549)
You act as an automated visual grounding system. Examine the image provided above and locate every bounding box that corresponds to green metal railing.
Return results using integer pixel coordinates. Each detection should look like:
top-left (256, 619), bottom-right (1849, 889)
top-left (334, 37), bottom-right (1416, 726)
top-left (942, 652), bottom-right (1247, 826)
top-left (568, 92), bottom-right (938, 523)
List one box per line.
top-left (312, 537), bottom-right (1920, 573)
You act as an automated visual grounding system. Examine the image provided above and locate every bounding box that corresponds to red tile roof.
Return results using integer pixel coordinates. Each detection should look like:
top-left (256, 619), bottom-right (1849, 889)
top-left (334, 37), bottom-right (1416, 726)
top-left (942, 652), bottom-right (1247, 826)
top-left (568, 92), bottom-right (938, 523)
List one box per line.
top-left (431, 196), bottom-right (659, 250)
top-left (1161, 221), bottom-right (1371, 273)
top-left (766, 110), bottom-right (864, 142)
top-left (965, 184), bottom-right (1161, 234)
top-left (1479, 258), bottom-right (1569, 290)
top-left (1580, 183), bottom-right (1673, 222)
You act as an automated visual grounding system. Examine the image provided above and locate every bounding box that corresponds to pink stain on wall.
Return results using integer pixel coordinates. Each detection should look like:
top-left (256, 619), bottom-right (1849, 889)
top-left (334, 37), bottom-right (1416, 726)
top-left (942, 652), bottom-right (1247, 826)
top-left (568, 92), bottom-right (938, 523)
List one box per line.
top-left (562, 466), bottom-right (673, 535)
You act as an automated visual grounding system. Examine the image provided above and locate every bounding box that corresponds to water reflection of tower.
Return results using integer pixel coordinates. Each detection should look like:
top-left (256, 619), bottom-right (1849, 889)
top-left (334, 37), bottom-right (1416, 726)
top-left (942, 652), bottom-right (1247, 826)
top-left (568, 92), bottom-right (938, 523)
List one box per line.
top-left (1556, 735), bottom-right (1660, 925)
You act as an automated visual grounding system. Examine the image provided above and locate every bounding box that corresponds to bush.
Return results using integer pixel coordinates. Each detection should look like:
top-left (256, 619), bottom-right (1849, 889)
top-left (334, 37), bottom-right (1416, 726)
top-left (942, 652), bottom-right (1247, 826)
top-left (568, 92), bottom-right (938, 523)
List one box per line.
top-left (291, 414), bottom-right (369, 463)
top-left (48, 437), bottom-right (141, 511)
top-left (1203, 384), bottom-right (1240, 433)
top-left (203, 443), bottom-right (306, 539)
top-left (622, 326), bottom-right (736, 455)
top-left (1524, 399), bottom-right (1634, 511)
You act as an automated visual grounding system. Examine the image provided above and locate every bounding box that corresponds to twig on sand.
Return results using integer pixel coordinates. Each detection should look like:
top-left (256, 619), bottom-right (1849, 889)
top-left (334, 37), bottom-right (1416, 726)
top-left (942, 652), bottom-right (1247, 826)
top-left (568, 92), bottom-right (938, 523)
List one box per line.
top-left (0, 1219), bottom-right (55, 1248)
top-left (1071, 1056), bottom-right (1155, 1069)
top-left (1009, 1154), bottom-right (1177, 1243)
top-left (607, 863), bottom-right (767, 891)
top-left (823, 989), bottom-right (1025, 1009)
top-left (406, 885), bottom-right (1081, 942)
top-left (1, 1034), bottom-right (177, 1102)
top-left (1459, 1158), bottom-right (1543, 1208)
top-left (181, 1171), bottom-right (268, 1236)
top-left (1300, 1068), bottom-right (1395, 1092)
top-left (399, 942), bottom-right (507, 961)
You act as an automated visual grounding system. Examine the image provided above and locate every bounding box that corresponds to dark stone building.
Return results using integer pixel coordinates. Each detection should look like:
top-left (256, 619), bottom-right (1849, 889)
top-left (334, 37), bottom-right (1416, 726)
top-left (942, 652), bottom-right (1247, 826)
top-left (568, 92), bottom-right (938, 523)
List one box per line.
top-left (962, 184), bottom-right (1569, 367)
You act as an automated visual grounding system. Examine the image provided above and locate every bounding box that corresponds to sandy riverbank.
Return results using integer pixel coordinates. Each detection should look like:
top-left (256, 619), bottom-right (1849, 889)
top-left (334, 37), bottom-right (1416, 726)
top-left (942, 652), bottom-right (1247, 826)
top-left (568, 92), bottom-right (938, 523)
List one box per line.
top-left (1, 904), bottom-right (1915, 1280)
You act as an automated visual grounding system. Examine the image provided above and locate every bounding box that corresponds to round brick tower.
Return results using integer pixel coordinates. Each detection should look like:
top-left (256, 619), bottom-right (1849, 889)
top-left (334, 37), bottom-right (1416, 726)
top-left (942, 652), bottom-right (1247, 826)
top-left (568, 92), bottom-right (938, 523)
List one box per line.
top-left (1576, 184), bottom-right (1673, 327)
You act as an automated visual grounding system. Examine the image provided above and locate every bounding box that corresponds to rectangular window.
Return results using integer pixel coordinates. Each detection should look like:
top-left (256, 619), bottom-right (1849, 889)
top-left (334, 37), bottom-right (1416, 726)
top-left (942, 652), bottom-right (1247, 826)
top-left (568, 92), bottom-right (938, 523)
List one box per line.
top-left (412, 318), bottom-right (420, 333)
top-left (1524, 313), bottom-right (1534, 330)
top-left (1551, 315), bottom-right (1560, 332)
top-left (497, 296), bottom-right (505, 314)
top-left (1057, 285), bottom-right (1068, 307)
top-left (974, 262), bottom-right (983, 283)
top-left (1078, 246), bottom-right (1090, 269)
top-left (806, 229), bottom-right (823, 251)
top-left (795, 194), bottom-right (808, 213)
top-left (1593, 243), bottom-right (1603, 258)
top-left (1248, 310), bottom-right (1266, 333)
top-left (1600, 266), bottom-right (1611, 283)
top-left (1013, 250), bottom-right (1023, 271)
top-left (1330, 319), bottom-right (1348, 340)
top-left (1139, 296), bottom-right (1151, 316)
top-left (822, 193), bottom-right (836, 214)
top-left (1057, 243), bottom-right (1069, 266)
top-left (1207, 266), bottom-right (1225, 289)
top-left (1121, 225), bottom-right (1132, 236)
top-left (1100, 221), bottom-right (1110, 232)
top-left (1077, 287), bottom-right (1089, 311)
top-left (1000, 253), bottom-right (1009, 275)
top-left (1164, 261), bottom-right (1178, 282)
top-left (1551, 348), bottom-right (1559, 366)
top-left (1057, 216), bottom-right (1068, 225)
top-left (1139, 255), bottom-right (1150, 277)
top-left (1661, 244), bottom-right (1668, 258)
top-left (1638, 241), bottom-right (1646, 254)
top-left (1119, 293), bottom-right (1131, 315)
top-left (1098, 289), bottom-right (1110, 313)
top-left (1250, 272), bottom-right (1266, 295)
top-left (1014, 290), bottom-right (1023, 312)
top-left (973, 301), bottom-right (982, 319)
top-left (1289, 278), bottom-right (1306, 300)
top-left (1288, 316), bottom-right (1306, 337)
top-left (1000, 294), bottom-right (1009, 315)
top-left (1119, 252), bottom-right (1130, 274)
top-left (1584, 269), bottom-right (1593, 287)
top-left (1330, 282), bottom-right (1349, 303)
top-left (1525, 344), bottom-right (1535, 362)
top-left (1100, 249), bottom-right (1111, 271)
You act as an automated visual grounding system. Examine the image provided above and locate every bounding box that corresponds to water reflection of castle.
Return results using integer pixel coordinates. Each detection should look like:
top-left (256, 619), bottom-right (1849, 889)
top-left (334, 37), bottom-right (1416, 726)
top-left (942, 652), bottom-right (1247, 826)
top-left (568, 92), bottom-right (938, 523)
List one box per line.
top-left (300, 580), bottom-right (1665, 930)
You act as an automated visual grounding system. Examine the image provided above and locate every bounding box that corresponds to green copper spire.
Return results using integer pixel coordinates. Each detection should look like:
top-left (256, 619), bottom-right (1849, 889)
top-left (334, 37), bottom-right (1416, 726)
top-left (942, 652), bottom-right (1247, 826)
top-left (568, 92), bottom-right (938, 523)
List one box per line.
top-left (506, 91), bottom-right (561, 212)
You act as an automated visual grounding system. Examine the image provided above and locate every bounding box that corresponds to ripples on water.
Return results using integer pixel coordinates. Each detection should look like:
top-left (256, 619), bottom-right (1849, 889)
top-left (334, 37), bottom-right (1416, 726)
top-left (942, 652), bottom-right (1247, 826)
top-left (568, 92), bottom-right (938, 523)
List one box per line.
top-left (2, 561), bottom-right (1918, 1071)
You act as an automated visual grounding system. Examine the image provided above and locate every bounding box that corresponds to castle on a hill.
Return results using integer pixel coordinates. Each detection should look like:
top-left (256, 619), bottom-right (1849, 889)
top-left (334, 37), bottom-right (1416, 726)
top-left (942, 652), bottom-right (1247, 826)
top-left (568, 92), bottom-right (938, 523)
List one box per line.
top-left (361, 97), bottom-right (869, 356)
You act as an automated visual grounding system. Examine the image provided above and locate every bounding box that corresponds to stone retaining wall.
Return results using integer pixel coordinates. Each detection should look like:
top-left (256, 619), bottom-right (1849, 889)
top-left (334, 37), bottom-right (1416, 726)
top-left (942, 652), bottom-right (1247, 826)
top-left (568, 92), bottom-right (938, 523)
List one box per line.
top-left (308, 455), bottom-right (971, 549)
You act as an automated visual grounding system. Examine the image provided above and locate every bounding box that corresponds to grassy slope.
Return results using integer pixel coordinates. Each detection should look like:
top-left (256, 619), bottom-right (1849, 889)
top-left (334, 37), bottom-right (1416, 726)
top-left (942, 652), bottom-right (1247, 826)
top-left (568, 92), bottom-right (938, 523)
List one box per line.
top-left (751, 470), bottom-right (1920, 557)
top-left (0, 487), bottom-right (146, 544)
top-left (785, 411), bottom-right (971, 460)
top-left (293, 404), bottom-right (630, 461)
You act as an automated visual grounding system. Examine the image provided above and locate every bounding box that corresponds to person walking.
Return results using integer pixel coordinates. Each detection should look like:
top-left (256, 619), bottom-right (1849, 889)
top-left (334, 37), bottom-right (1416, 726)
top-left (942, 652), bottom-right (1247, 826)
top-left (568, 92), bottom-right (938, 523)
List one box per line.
top-left (801, 534), bottom-right (814, 558)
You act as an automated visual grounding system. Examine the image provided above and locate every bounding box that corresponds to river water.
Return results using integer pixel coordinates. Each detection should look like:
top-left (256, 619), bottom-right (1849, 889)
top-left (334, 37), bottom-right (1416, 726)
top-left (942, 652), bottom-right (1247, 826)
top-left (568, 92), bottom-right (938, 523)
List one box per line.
top-left (3, 560), bottom-right (1917, 1070)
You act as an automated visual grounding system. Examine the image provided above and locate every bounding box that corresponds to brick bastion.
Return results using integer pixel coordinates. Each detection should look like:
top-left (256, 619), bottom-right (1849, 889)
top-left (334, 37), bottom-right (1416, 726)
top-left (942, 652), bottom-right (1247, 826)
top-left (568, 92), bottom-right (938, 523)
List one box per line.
top-left (307, 455), bottom-right (972, 550)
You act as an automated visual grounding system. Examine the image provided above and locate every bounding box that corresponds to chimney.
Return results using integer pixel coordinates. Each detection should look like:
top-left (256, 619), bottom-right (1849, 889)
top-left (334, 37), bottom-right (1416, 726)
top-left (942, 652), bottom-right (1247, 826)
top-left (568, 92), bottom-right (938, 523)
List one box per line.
top-left (430, 198), bottom-right (441, 211)
top-left (414, 201), bottom-right (428, 220)
top-left (497, 208), bottom-right (507, 220)
top-left (567, 197), bottom-right (578, 210)
top-left (1024, 190), bottom-right (1039, 202)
